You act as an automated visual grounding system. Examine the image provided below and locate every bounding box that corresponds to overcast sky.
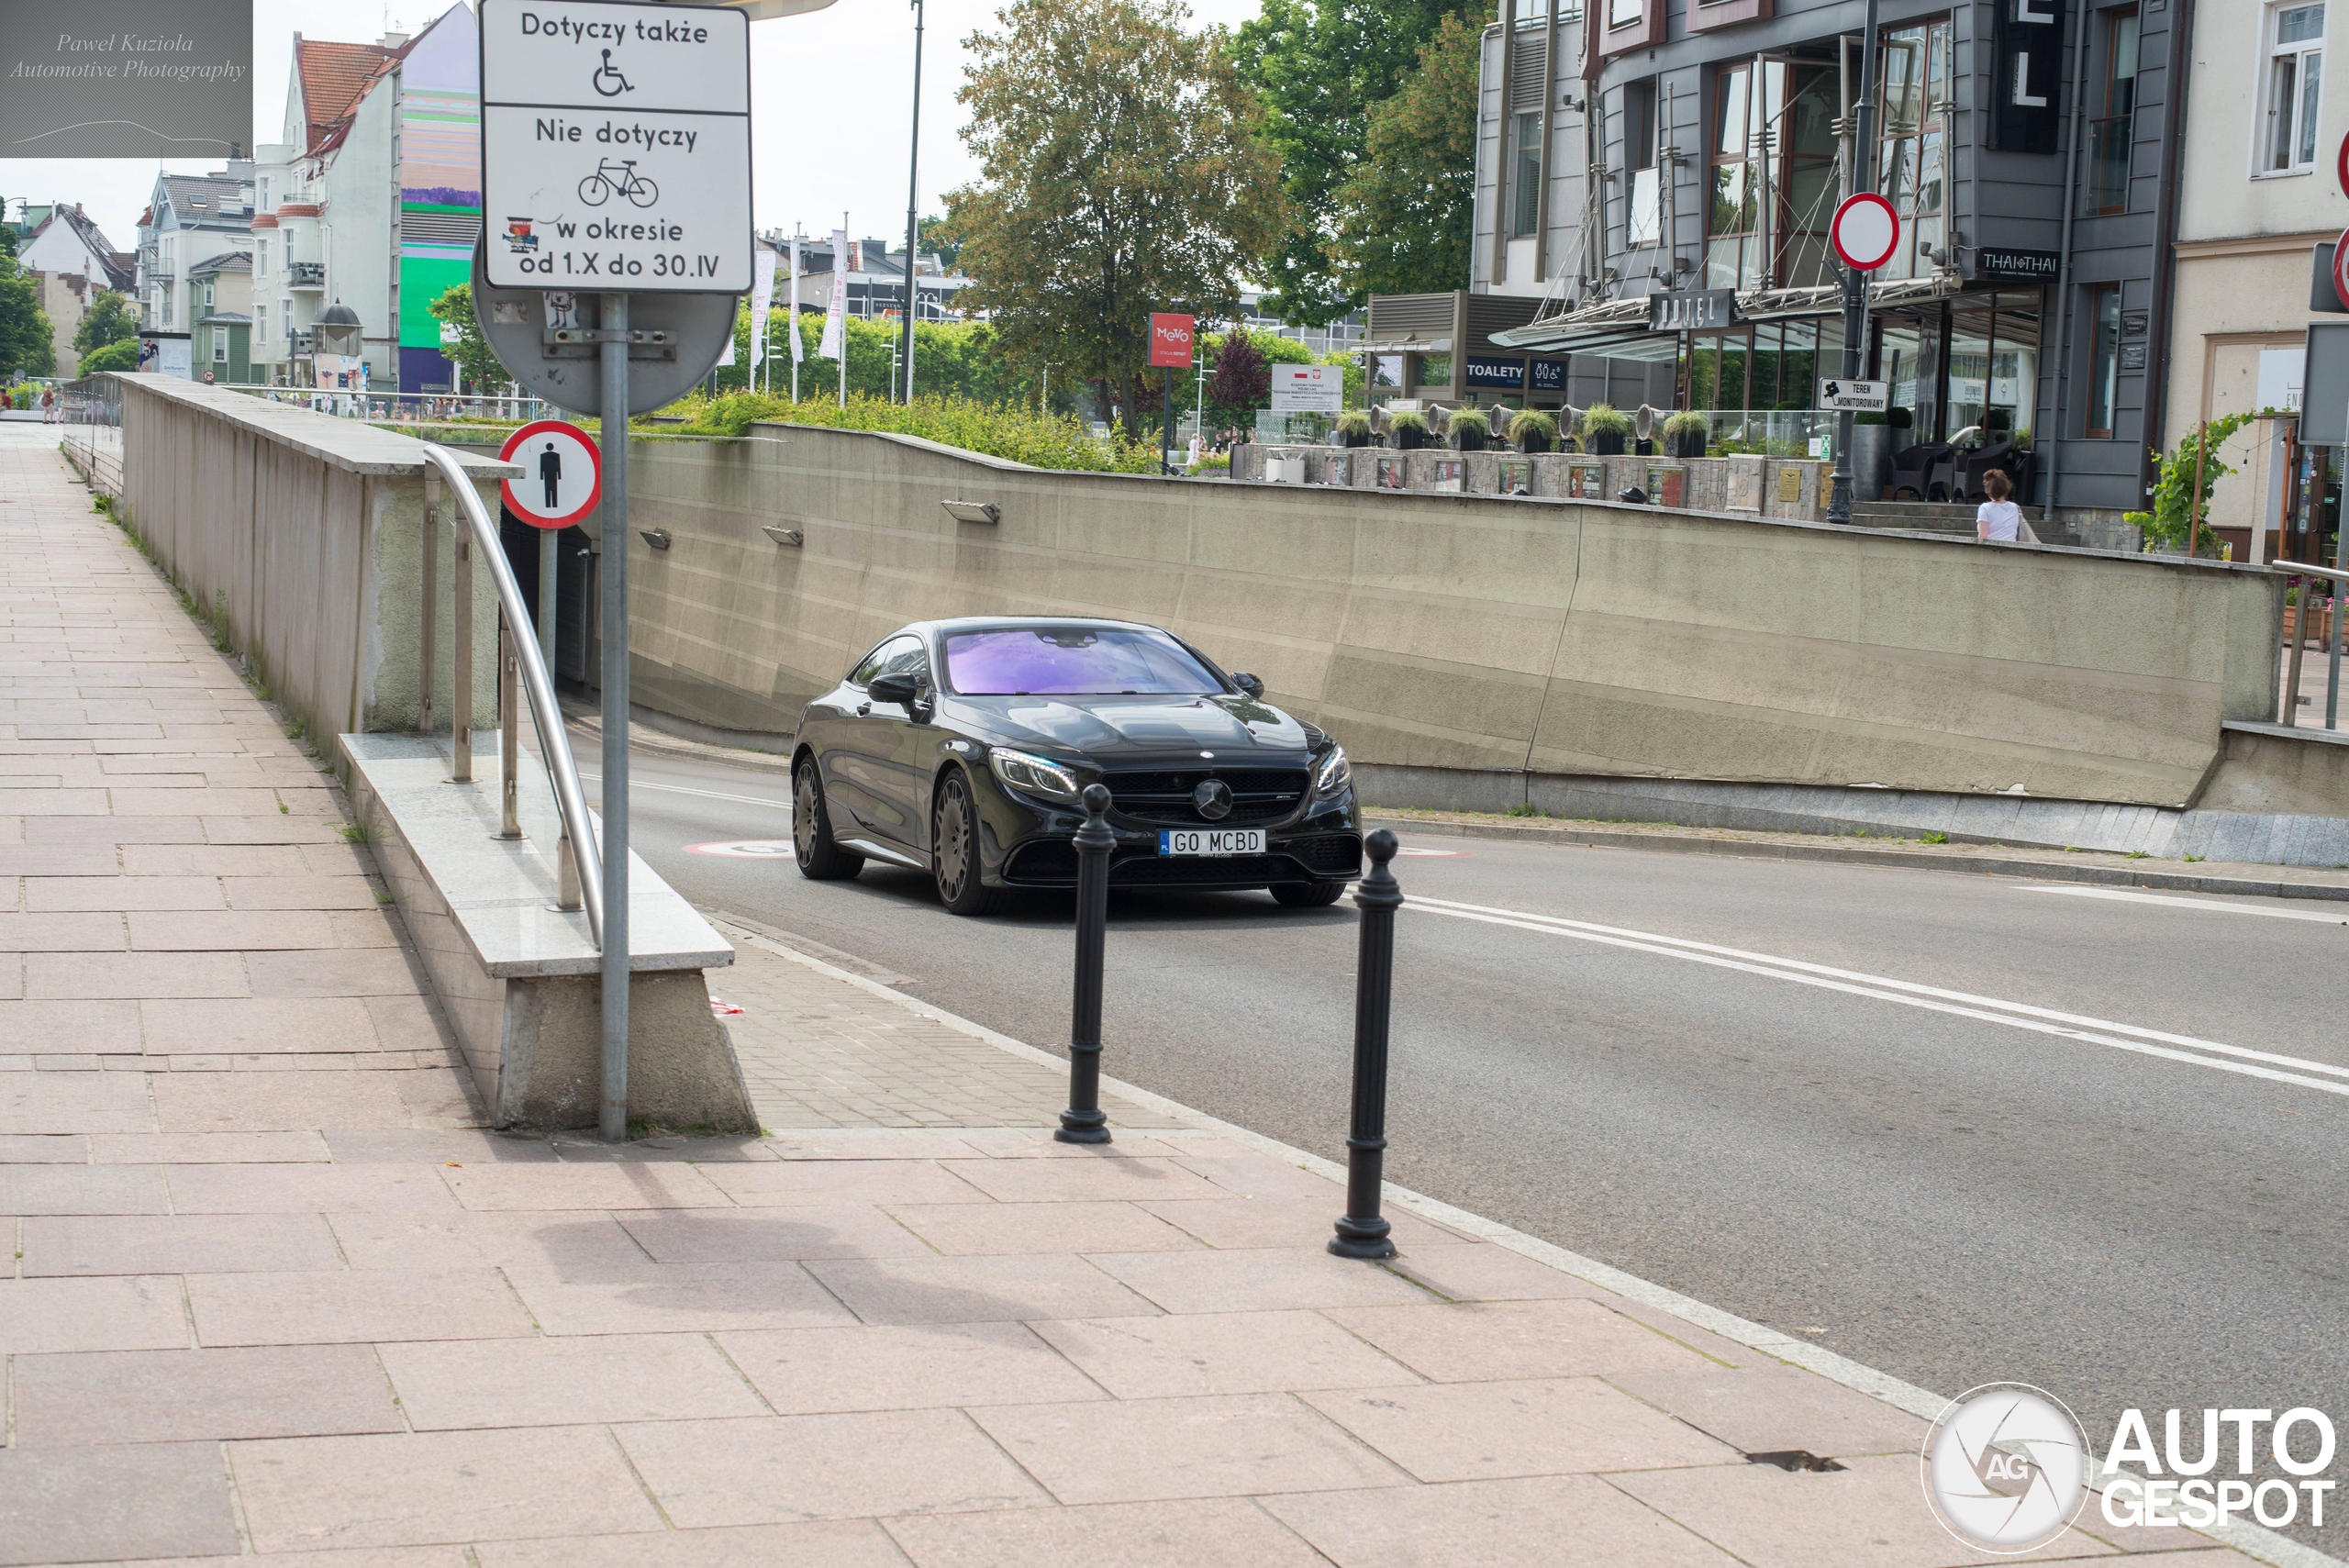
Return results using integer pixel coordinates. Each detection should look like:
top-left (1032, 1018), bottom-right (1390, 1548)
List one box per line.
top-left (0, 0), bottom-right (1264, 261)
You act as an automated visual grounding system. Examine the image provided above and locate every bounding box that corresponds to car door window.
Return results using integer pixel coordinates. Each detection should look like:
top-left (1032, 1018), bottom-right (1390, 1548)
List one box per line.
top-left (849, 635), bottom-right (922, 689)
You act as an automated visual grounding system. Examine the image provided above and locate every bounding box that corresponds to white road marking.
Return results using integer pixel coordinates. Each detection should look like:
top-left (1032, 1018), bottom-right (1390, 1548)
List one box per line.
top-left (1401, 892), bottom-right (2349, 1100)
top-left (2019, 884), bottom-right (2349, 925)
top-left (578, 775), bottom-right (793, 812)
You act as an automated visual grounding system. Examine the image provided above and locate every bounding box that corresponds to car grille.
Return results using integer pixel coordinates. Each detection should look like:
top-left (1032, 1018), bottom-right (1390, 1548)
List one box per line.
top-left (1101, 768), bottom-right (1309, 827)
top-left (1285, 835), bottom-right (1364, 874)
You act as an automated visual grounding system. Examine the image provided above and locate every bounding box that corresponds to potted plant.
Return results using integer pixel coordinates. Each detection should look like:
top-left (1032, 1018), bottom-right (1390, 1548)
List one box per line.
top-left (1581, 403), bottom-right (1632, 456)
top-left (1449, 408), bottom-right (1490, 452)
top-left (1508, 409), bottom-right (1558, 454)
top-left (1388, 409), bottom-right (1429, 450)
top-left (1336, 409), bottom-right (1373, 448)
top-left (1663, 411), bottom-right (1711, 459)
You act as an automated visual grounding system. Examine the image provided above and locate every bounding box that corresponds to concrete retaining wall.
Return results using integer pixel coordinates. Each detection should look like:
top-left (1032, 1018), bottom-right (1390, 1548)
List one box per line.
top-left (111, 376), bottom-right (507, 744)
top-left (1230, 443), bottom-right (1829, 520)
top-left (608, 421), bottom-right (2278, 811)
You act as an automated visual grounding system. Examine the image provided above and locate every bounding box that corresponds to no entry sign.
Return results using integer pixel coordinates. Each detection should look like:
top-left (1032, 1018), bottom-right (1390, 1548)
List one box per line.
top-left (500, 419), bottom-right (603, 528)
top-left (1149, 313), bottom-right (1195, 369)
top-left (1831, 193), bottom-right (1901, 272)
top-left (2332, 228), bottom-right (2349, 312)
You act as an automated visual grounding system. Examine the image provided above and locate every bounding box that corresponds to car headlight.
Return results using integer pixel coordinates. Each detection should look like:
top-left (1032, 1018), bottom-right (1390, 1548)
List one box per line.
top-left (989, 746), bottom-right (1080, 801)
top-left (1313, 745), bottom-right (1352, 798)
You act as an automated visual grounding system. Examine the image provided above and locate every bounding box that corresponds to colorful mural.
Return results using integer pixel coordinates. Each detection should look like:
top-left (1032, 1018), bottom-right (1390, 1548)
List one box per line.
top-left (397, 5), bottom-right (481, 392)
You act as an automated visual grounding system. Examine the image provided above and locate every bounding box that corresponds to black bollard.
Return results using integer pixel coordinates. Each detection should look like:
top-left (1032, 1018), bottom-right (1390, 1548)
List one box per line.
top-left (1056, 783), bottom-right (1116, 1144)
top-left (1330, 828), bottom-right (1402, 1260)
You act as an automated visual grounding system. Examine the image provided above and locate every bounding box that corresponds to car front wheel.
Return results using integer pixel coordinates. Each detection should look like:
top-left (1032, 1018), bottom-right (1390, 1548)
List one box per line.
top-left (931, 771), bottom-right (1003, 916)
top-left (793, 759), bottom-right (864, 880)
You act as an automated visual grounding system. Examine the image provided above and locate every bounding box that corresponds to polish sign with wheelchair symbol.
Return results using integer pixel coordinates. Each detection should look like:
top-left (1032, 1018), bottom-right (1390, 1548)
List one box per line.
top-left (476, 0), bottom-right (753, 293)
top-left (499, 419), bottom-right (603, 529)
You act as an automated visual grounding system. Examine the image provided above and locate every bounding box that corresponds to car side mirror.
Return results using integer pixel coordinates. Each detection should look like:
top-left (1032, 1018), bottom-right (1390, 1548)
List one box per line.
top-left (1232, 673), bottom-right (1265, 699)
top-left (868, 673), bottom-right (921, 708)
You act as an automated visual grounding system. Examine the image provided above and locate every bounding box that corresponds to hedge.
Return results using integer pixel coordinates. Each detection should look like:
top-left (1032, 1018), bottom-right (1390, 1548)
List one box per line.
top-left (674, 390), bottom-right (1161, 473)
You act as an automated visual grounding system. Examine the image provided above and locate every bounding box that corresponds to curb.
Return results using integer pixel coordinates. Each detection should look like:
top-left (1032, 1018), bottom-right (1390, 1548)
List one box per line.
top-left (710, 911), bottom-right (2335, 1568)
top-left (1364, 815), bottom-right (2349, 904)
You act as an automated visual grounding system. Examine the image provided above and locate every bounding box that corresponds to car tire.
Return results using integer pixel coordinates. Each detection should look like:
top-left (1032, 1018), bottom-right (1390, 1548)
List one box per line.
top-left (1270, 881), bottom-right (1346, 908)
top-left (793, 758), bottom-right (863, 880)
top-left (931, 771), bottom-right (1004, 916)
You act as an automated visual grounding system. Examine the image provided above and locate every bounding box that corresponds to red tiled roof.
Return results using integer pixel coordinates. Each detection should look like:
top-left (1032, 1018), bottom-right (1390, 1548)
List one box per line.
top-left (295, 38), bottom-right (395, 155)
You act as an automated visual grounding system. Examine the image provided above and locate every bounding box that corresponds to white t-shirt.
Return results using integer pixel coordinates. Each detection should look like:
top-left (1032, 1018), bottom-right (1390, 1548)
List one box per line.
top-left (1977, 499), bottom-right (2021, 541)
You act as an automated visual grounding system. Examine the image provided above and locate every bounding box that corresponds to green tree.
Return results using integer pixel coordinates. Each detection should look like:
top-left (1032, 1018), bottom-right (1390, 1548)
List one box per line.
top-left (72, 291), bottom-right (137, 356)
top-left (78, 339), bottom-right (140, 374)
top-left (1229, 0), bottom-right (1483, 325)
top-left (1330, 13), bottom-right (1481, 300)
top-left (0, 251), bottom-right (55, 378)
top-left (943, 0), bottom-right (1286, 432)
top-left (428, 284), bottom-right (504, 395)
top-left (917, 216), bottom-right (961, 272)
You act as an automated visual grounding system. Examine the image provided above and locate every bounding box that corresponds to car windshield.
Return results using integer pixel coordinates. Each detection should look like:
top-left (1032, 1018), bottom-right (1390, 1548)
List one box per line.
top-left (942, 626), bottom-right (1222, 695)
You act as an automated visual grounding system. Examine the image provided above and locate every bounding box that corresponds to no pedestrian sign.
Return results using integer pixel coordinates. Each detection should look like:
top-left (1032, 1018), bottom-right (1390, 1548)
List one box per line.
top-left (499, 419), bottom-right (603, 528)
top-left (478, 0), bottom-right (752, 293)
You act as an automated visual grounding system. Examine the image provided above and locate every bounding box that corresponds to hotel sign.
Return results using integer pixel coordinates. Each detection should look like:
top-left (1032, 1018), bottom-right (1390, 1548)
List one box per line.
top-left (1649, 289), bottom-right (1736, 331)
top-left (1993, 0), bottom-right (2065, 154)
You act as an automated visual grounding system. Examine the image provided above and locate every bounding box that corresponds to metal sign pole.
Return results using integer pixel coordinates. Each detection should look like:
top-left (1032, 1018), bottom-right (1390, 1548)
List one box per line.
top-left (599, 291), bottom-right (631, 1144)
top-left (538, 532), bottom-right (558, 670)
top-left (1827, 0), bottom-right (1882, 526)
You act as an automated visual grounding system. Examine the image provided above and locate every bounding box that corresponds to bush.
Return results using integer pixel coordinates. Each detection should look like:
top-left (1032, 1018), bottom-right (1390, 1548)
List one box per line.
top-left (78, 339), bottom-right (140, 374)
top-left (1854, 411), bottom-right (1887, 427)
top-left (1663, 411), bottom-right (1710, 439)
top-left (1335, 409), bottom-right (1372, 439)
top-left (1887, 406), bottom-right (1914, 428)
top-left (674, 390), bottom-right (1159, 473)
top-left (1508, 409), bottom-right (1557, 444)
top-left (1447, 408), bottom-right (1489, 438)
top-left (1580, 403), bottom-right (1632, 439)
top-left (1187, 452), bottom-right (1231, 476)
top-left (1386, 409), bottom-right (1428, 433)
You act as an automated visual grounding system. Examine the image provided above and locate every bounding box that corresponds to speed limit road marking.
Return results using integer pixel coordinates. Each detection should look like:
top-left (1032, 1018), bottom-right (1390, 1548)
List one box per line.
top-left (685, 840), bottom-right (796, 858)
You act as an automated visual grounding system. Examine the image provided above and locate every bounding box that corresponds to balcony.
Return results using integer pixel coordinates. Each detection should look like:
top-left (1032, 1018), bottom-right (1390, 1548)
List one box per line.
top-left (287, 261), bottom-right (326, 290)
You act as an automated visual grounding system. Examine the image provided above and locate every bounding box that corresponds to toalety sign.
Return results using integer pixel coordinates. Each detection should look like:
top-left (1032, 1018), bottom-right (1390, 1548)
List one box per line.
top-left (1922, 1388), bottom-right (2345, 1553)
top-left (478, 0), bottom-right (752, 292)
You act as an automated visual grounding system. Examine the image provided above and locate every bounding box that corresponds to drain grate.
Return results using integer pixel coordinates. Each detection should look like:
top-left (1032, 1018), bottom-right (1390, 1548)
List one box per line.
top-left (1745, 1450), bottom-right (1848, 1473)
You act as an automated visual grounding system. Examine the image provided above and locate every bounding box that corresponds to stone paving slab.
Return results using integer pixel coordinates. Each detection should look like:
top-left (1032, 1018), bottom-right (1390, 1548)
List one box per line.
top-left (0, 422), bottom-right (2292, 1564)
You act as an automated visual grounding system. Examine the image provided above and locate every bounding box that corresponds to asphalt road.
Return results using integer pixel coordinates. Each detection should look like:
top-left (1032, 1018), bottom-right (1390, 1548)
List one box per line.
top-left (587, 742), bottom-right (2349, 1543)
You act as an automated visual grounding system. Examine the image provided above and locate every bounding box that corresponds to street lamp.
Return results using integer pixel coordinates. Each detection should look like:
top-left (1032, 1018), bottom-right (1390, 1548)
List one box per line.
top-left (899, 0), bottom-right (925, 404)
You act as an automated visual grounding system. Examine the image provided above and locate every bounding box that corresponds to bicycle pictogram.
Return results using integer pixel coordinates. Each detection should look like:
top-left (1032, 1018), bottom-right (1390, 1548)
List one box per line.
top-left (577, 160), bottom-right (660, 209)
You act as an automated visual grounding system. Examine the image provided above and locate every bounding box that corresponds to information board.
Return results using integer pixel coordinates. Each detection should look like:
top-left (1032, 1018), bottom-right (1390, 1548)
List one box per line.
top-left (478, 0), bottom-right (752, 293)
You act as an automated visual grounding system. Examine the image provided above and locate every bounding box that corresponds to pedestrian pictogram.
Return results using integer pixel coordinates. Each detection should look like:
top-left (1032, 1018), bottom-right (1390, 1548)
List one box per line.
top-left (499, 419), bottom-right (603, 529)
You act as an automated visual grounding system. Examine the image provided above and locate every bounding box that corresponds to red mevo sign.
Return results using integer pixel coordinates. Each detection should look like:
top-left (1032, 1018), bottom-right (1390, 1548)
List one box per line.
top-left (1149, 313), bottom-right (1195, 369)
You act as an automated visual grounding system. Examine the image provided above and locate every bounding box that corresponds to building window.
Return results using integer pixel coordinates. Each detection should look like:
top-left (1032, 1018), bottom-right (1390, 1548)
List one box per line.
top-left (1609, 0), bottom-right (1642, 23)
top-left (1513, 112), bottom-right (1542, 238)
top-left (1876, 17), bottom-right (1953, 281)
top-left (1625, 81), bottom-right (1661, 249)
top-left (256, 238), bottom-right (268, 278)
top-left (2086, 284), bottom-right (2122, 438)
top-left (2089, 11), bottom-right (2139, 212)
top-left (2265, 3), bottom-right (2325, 172)
top-left (213, 330), bottom-right (228, 363)
top-left (256, 304), bottom-right (266, 344)
top-left (1705, 59), bottom-right (1836, 290)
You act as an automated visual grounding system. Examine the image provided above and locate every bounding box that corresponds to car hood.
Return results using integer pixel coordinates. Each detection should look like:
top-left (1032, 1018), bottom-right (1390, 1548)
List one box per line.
top-left (952, 694), bottom-right (1313, 760)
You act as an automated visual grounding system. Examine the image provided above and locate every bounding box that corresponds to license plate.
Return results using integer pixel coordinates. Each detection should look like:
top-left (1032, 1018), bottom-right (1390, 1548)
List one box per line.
top-left (1159, 828), bottom-right (1265, 857)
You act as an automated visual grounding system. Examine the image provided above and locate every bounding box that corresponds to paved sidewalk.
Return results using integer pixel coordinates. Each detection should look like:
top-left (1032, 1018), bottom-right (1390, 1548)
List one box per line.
top-left (3, 425), bottom-right (2281, 1565)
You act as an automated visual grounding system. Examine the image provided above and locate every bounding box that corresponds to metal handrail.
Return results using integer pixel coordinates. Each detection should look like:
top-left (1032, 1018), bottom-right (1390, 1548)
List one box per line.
top-left (417, 443), bottom-right (605, 944)
top-left (2271, 562), bottom-right (2349, 584)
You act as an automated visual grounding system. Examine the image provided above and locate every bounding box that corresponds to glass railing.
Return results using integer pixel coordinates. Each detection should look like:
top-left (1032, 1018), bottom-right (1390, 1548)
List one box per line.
top-left (2088, 116), bottom-right (2132, 213)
